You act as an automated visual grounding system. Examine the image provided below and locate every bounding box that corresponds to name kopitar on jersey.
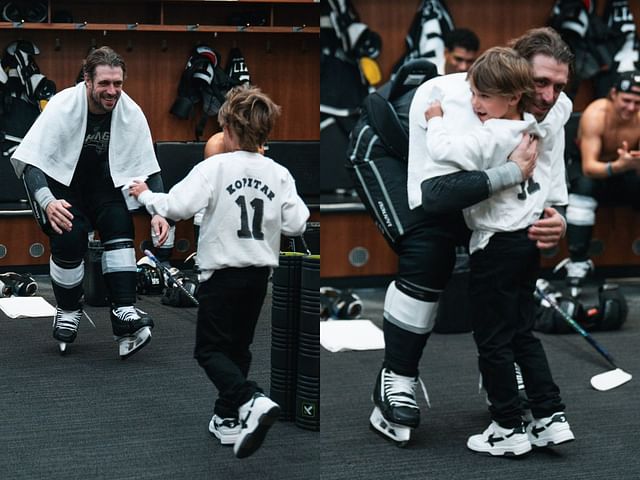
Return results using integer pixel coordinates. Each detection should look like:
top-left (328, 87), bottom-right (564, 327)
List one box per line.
top-left (226, 177), bottom-right (275, 201)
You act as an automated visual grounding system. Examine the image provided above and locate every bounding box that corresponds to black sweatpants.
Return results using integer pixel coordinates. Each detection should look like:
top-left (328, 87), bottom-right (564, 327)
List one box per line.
top-left (194, 266), bottom-right (270, 419)
top-left (470, 230), bottom-right (565, 428)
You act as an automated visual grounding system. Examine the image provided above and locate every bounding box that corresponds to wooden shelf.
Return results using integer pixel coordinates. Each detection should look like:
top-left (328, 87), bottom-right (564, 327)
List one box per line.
top-left (0, 0), bottom-right (319, 142)
top-left (0, 21), bottom-right (318, 33)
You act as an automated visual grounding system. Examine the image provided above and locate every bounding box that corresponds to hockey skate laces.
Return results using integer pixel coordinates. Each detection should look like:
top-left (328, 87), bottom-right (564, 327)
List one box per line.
top-left (83, 310), bottom-right (96, 328)
top-left (113, 305), bottom-right (143, 322)
top-left (385, 370), bottom-right (431, 409)
top-left (55, 308), bottom-right (95, 329)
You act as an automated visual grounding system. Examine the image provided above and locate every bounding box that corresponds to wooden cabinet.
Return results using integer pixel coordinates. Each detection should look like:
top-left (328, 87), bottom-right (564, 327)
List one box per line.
top-left (0, 0), bottom-right (319, 141)
top-left (320, 209), bottom-right (398, 280)
top-left (0, 1), bottom-right (318, 269)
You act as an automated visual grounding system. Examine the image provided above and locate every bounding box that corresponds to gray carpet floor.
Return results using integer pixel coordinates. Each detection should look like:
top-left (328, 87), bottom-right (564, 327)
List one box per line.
top-left (321, 280), bottom-right (640, 480)
top-left (0, 276), bottom-right (318, 480)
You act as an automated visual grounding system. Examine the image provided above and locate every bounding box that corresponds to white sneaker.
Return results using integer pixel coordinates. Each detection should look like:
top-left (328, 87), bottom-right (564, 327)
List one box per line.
top-left (208, 414), bottom-right (241, 445)
top-left (233, 393), bottom-right (281, 459)
top-left (527, 412), bottom-right (575, 447)
top-left (467, 421), bottom-right (532, 456)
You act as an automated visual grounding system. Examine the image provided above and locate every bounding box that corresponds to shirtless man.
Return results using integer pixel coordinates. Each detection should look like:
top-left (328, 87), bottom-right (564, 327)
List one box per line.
top-left (561, 71), bottom-right (640, 295)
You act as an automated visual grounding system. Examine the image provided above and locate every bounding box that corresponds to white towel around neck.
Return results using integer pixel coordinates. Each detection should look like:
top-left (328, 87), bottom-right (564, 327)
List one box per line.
top-left (11, 82), bottom-right (159, 187)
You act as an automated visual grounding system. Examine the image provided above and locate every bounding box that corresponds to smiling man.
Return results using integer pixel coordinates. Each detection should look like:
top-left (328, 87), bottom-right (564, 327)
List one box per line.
top-left (560, 71), bottom-right (640, 294)
top-left (11, 46), bottom-right (170, 358)
top-left (369, 27), bottom-right (574, 452)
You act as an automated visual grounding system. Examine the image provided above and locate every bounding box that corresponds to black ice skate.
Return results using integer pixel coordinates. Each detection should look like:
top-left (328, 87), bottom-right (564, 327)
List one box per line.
top-left (111, 306), bottom-right (154, 359)
top-left (52, 307), bottom-right (94, 354)
top-left (554, 257), bottom-right (594, 297)
top-left (369, 367), bottom-right (428, 447)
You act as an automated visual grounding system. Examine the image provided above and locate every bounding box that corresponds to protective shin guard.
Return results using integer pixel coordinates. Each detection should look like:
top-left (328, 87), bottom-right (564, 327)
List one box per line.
top-left (566, 194), bottom-right (596, 227)
top-left (104, 272), bottom-right (137, 306)
top-left (567, 224), bottom-right (593, 261)
top-left (102, 239), bottom-right (137, 306)
top-left (382, 281), bottom-right (437, 376)
top-left (50, 256), bottom-right (84, 310)
top-left (566, 194), bottom-right (597, 261)
top-left (383, 319), bottom-right (430, 377)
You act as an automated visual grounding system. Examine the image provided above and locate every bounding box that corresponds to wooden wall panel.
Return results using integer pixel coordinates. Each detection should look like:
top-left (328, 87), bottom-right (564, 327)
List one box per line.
top-left (320, 212), bottom-right (397, 278)
top-left (351, 0), bottom-right (640, 112)
top-left (0, 214), bottom-right (198, 269)
top-left (0, 217), bottom-right (51, 267)
top-left (322, 206), bottom-right (640, 280)
top-left (0, 29), bottom-right (318, 142)
top-left (541, 206), bottom-right (640, 270)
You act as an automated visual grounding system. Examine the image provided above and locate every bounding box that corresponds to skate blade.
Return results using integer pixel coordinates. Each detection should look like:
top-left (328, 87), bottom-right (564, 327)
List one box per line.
top-left (590, 368), bottom-right (632, 391)
top-left (369, 407), bottom-right (411, 447)
top-left (117, 327), bottom-right (152, 359)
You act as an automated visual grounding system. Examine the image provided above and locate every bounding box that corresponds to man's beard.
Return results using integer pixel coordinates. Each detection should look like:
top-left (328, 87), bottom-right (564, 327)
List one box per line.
top-left (89, 88), bottom-right (118, 113)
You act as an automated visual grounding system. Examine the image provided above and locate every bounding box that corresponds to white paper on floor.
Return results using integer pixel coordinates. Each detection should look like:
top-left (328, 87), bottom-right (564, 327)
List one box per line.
top-left (320, 319), bottom-right (385, 352)
top-left (0, 297), bottom-right (56, 318)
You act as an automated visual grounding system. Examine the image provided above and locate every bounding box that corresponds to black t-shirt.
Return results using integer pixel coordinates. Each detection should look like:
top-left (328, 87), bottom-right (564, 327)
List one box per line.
top-left (72, 111), bottom-right (112, 189)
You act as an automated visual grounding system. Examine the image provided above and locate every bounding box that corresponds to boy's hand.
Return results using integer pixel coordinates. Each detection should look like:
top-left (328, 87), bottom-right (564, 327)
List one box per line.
top-left (425, 100), bottom-right (443, 121)
top-left (509, 134), bottom-right (538, 180)
top-left (129, 180), bottom-right (149, 199)
top-left (150, 215), bottom-right (169, 246)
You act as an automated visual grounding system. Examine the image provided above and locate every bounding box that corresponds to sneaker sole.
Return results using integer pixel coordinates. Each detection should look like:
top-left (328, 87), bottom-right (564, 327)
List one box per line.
top-left (467, 436), bottom-right (532, 457)
top-left (234, 405), bottom-right (281, 459)
top-left (530, 431), bottom-right (575, 448)
top-left (466, 443), bottom-right (532, 457)
top-left (208, 421), bottom-right (239, 446)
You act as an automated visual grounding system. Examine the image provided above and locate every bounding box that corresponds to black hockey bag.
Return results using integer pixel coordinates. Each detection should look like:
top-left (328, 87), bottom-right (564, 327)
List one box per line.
top-left (320, 286), bottom-right (363, 320)
top-left (534, 286), bottom-right (586, 334)
top-left (161, 271), bottom-right (199, 308)
top-left (592, 283), bottom-right (628, 331)
top-left (346, 58), bottom-right (438, 251)
top-left (0, 272), bottom-right (37, 297)
top-left (136, 256), bottom-right (165, 295)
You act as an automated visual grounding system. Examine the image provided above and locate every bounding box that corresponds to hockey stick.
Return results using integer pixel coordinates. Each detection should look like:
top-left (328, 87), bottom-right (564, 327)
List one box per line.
top-left (535, 284), bottom-right (631, 391)
top-left (143, 249), bottom-right (199, 307)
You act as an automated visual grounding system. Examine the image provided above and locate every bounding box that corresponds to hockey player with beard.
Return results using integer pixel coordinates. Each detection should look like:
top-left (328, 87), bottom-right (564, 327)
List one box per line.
top-left (11, 46), bottom-right (169, 357)
top-left (370, 28), bottom-right (572, 449)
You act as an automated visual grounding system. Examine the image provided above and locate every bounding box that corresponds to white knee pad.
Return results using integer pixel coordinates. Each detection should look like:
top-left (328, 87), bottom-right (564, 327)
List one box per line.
top-left (50, 257), bottom-right (84, 288)
top-left (383, 281), bottom-right (438, 335)
top-left (102, 238), bottom-right (136, 274)
top-left (566, 194), bottom-right (597, 226)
